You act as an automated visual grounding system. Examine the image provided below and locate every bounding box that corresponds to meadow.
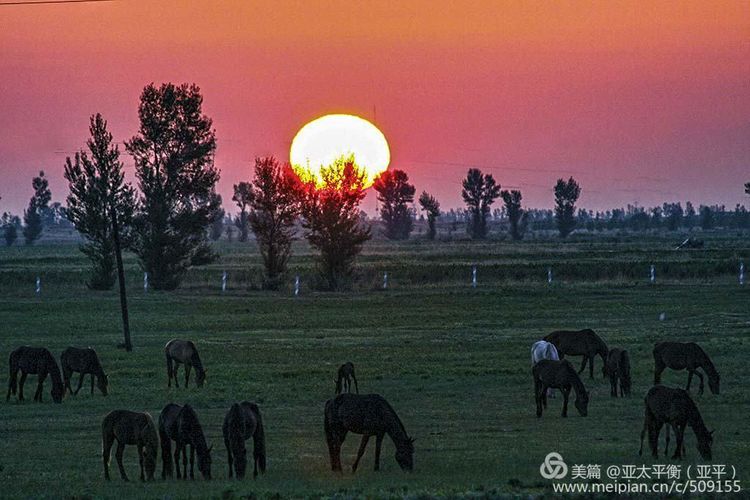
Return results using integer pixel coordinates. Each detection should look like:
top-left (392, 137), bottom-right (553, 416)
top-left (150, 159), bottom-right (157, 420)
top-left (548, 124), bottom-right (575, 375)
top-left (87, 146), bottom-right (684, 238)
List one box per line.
top-left (0, 232), bottom-right (748, 498)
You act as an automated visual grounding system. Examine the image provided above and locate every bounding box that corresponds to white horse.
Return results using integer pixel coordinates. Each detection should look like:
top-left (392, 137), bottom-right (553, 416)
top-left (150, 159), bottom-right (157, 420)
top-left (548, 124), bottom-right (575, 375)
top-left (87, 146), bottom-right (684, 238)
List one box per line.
top-left (531, 340), bottom-right (559, 398)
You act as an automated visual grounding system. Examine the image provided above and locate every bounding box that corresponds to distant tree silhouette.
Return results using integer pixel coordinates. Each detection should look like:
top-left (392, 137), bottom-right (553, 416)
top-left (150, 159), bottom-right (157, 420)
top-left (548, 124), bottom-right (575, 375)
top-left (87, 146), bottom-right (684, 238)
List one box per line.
top-left (23, 171), bottom-right (51, 245)
top-left (745, 182), bottom-right (750, 196)
top-left (232, 181), bottom-right (252, 242)
top-left (208, 192), bottom-right (225, 241)
top-left (501, 189), bottom-right (526, 240)
top-left (300, 155), bottom-right (371, 290)
top-left (418, 191), bottom-right (441, 240)
top-left (2, 212), bottom-right (21, 246)
top-left (462, 168), bottom-right (501, 239)
top-left (125, 83), bottom-right (219, 290)
top-left (699, 205), bottom-right (714, 230)
top-left (553, 177), bottom-right (580, 238)
top-left (373, 169), bottom-right (415, 240)
top-left (663, 202), bottom-right (683, 231)
top-left (246, 156), bottom-right (302, 289)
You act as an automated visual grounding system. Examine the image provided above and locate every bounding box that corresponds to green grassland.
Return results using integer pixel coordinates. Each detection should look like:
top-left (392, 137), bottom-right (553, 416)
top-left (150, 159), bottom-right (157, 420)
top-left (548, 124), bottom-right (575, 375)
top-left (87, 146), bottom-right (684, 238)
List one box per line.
top-left (0, 234), bottom-right (748, 498)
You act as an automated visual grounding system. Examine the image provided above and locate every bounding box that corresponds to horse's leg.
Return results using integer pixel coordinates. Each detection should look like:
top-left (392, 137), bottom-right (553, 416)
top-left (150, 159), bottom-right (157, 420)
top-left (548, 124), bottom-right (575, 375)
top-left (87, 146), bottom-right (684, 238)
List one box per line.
top-left (374, 433), bottom-right (384, 471)
top-left (650, 423), bottom-right (661, 458)
top-left (185, 365), bottom-right (191, 388)
top-left (74, 372), bottom-right (85, 395)
top-left (654, 356), bottom-right (665, 385)
top-left (225, 436), bottom-right (233, 478)
top-left (561, 386), bottom-right (571, 417)
top-left (664, 425), bottom-right (670, 456)
top-left (182, 445), bottom-right (188, 479)
top-left (91, 373), bottom-right (95, 395)
top-left (686, 370), bottom-right (693, 392)
top-left (18, 372), bottom-right (27, 401)
top-left (103, 433), bottom-right (114, 480)
top-left (115, 442), bottom-right (129, 481)
top-left (673, 424), bottom-right (685, 460)
top-left (589, 355), bottom-right (595, 379)
top-left (62, 366), bottom-right (72, 395)
top-left (610, 372), bottom-right (617, 397)
top-left (694, 370), bottom-right (704, 395)
top-left (578, 356), bottom-right (588, 374)
top-left (351, 435), bottom-right (370, 473)
top-left (189, 445), bottom-right (195, 479)
top-left (166, 356), bottom-right (173, 387)
top-left (35, 372), bottom-right (47, 402)
top-left (138, 444), bottom-right (145, 481)
top-left (174, 363), bottom-right (180, 388)
top-left (174, 444), bottom-right (182, 479)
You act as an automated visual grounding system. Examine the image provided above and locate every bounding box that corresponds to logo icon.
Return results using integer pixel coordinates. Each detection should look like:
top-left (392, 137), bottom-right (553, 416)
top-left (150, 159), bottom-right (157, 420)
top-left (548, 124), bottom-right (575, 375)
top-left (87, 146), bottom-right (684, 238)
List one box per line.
top-left (540, 452), bottom-right (568, 480)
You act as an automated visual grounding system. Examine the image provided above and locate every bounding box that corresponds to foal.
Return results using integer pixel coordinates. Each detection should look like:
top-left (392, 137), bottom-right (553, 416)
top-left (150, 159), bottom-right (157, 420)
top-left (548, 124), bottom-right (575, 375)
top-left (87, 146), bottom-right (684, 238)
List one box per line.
top-left (6, 346), bottom-right (65, 403)
top-left (102, 410), bottom-right (158, 481)
top-left (159, 403), bottom-right (212, 480)
top-left (61, 346), bottom-right (109, 396)
top-left (222, 402), bottom-right (266, 479)
top-left (653, 342), bottom-right (720, 395)
top-left (603, 348), bottom-right (631, 397)
top-left (165, 339), bottom-right (207, 388)
top-left (533, 359), bottom-right (590, 417)
top-left (335, 362), bottom-right (359, 394)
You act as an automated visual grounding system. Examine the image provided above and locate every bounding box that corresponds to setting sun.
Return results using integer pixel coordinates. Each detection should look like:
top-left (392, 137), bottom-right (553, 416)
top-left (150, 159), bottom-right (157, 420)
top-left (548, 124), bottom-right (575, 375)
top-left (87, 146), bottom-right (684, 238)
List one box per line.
top-left (289, 114), bottom-right (390, 188)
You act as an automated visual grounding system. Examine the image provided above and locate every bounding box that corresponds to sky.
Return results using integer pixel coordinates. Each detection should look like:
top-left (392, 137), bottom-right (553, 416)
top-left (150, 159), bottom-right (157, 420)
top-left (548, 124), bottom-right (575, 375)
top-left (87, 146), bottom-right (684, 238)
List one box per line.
top-left (1, 0), bottom-right (748, 215)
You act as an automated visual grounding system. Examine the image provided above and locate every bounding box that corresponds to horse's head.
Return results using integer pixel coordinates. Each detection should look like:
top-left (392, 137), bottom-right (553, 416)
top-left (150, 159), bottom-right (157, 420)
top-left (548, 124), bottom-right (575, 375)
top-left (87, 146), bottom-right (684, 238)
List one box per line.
top-left (198, 444), bottom-right (212, 479)
top-left (708, 374), bottom-right (720, 395)
top-left (97, 374), bottom-right (109, 396)
top-left (395, 437), bottom-right (415, 471)
top-left (143, 443), bottom-right (157, 480)
top-left (575, 391), bottom-right (590, 417)
top-left (197, 369), bottom-right (207, 388)
top-left (697, 430), bottom-right (713, 460)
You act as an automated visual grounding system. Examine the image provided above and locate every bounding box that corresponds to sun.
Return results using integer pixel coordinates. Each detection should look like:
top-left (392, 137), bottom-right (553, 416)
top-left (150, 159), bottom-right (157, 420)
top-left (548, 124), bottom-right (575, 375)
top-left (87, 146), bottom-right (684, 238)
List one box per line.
top-left (290, 114), bottom-right (390, 188)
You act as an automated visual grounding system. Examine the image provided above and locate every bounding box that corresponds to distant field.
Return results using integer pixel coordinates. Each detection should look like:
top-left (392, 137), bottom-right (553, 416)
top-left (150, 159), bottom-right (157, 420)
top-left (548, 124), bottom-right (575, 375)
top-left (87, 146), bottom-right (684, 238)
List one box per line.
top-left (0, 236), bottom-right (748, 498)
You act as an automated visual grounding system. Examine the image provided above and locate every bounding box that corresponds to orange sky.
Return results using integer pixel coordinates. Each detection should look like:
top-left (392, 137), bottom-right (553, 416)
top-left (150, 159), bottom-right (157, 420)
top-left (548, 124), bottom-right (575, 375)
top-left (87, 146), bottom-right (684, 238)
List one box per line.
top-left (1, 0), bottom-right (748, 214)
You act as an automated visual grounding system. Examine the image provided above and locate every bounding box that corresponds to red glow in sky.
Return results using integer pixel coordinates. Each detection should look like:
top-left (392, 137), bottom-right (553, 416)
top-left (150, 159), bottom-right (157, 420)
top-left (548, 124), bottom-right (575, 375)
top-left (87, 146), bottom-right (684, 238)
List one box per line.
top-left (0, 1), bottom-right (748, 214)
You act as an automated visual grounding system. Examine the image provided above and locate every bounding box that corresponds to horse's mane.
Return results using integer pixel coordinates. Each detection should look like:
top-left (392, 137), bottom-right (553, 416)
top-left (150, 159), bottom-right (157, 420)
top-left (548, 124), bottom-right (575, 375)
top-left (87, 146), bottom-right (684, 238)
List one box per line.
top-left (684, 395), bottom-right (711, 439)
top-left (381, 398), bottom-right (410, 445)
top-left (181, 405), bottom-right (210, 452)
top-left (227, 403), bottom-right (245, 445)
top-left (141, 413), bottom-right (159, 450)
top-left (190, 346), bottom-right (205, 373)
top-left (45, 351), bottom-right (64, 389)
top-left (693, 344), bottom-right (719, 379)
top-left (561, 360), bottom-right (587, 397)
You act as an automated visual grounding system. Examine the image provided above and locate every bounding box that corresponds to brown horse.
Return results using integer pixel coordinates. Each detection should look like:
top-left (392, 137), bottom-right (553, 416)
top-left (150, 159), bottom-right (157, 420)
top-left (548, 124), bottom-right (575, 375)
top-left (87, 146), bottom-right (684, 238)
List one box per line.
top-left (639, 385), bottom-right (713, 460)
top-left (102, 410), bottom-right (159, 481)
top-left (165, 339), bottom-right (206, 388)
top-left (603, 348), bottom-right (631, 397)
top-left (653, 342), bottom-right (720, 395)
top-left (61, 346), bottom-right (108, 396)
top-left (544, 329), bottom-right (608, 379)
top-left (335, 362), bottom-right (359, 394)
top-left (159, 403), bottom-right (212, 479)
top-left (6, 346), bottom-right (65, 403)
top-left (324, 393), bottom-right (414, 473)
top-left (222, 402), bottom-right (266, 479)
top-left (533, 359), bottom-right (590, 417)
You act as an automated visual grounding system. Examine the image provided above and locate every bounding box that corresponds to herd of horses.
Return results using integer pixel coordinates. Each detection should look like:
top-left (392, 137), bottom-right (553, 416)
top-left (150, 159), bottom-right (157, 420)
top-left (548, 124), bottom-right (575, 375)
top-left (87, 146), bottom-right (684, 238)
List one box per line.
top-left (6, 328), bottom-right (720, 481)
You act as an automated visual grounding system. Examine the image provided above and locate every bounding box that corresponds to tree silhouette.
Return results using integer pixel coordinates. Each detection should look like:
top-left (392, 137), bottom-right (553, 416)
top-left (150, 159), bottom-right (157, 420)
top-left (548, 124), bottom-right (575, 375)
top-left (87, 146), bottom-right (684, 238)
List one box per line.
top-left (462, 168), bottom-right (500, 239)
top-left (232, 181), bottom-right (252, 242)
top-left (23, 171), bottom-right (51, 245)
top-left (554, 177), bottom-right (581, 238)
top-left (299, 155), bottom-right (371, 290)
top-left (745, 182), bottom-right (750, 196)
top-left (2, 212), bottom-right (21, 246)
top-left (373, 169), bottom-right (415, 240)
top-left (418, 191), bottom-right (441, 240)
top-left (500, 189), bottom-right (526, 240)
top-left (208, 192), bottom-right (225, 241)
top-left (125, 83), bottom-right (219, 290)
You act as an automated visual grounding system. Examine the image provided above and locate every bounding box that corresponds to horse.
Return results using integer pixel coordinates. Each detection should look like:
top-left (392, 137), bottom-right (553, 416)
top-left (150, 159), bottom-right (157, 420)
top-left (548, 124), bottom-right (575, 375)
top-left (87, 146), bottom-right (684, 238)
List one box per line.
top-left (653, 342), bottom-right (720, 395)
top-left (544, 329), bottom-right (608, 379)
top-left (6, 346), bottom-right (65, 403)
top-left (639, 385), bottom-right (713, 460)
top-left (158, 403), bottom-right (212, 480)
top-left (165, 339), bottom-right (206, 388)
top-left (335, 362), bottom-right (359, 394)
top-left (533, 359), bottom-right (590, 417)
top-left (222, 402), bottom-right (266, 479)
top-left (603, 348), bottom-right (631, 397)
top-left (61, 346), bottom-right (108, 396)
top-left (531, 340), bottom-right (559, 398)
top-left (324, 393), bottom-right (415, 473)
top-left (102, 410), bottom-right (159, 481)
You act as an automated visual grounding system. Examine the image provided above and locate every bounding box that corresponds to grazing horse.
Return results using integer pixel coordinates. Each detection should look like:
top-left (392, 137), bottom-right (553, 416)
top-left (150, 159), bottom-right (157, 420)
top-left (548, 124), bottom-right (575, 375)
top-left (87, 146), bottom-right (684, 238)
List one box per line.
top-left (603, 348), bottom-right (631, 397)
top-left (61, 346), bottom-right (109, 396)
top-left (335, 362), bottom-right (359, 395)
top-left (222, 402), bottom-right (266, 479)
top-left (653, 342), bottom-right (720, 395)
top-left (531, 340), bottom-right (559, 398)
top-left (102, 410), bottom-right (158, 481)
top-left (165, 339), bottom-right (206, 388)
top-left (159, 403), bottom-right (212, 480)
top-left (324, 393), bottom-right (415, 473)
top-left (6, 346), bottom-right (65, 403)
top-left (639, 385), bottom-right (713, 460)
top-left (544, 329), bottom-right (608, 379)
top-left (533, 359), bottom-right (590, 417)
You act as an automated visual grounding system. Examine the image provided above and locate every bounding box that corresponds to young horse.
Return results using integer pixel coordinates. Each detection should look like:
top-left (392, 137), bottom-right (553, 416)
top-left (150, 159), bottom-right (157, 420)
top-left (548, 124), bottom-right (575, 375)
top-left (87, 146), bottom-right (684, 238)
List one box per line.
top-left (544, 329), bottom-right (608, 379)
top-left (531, 340), bottom-right (559, 398)
top-left (335, 362), bottom-right (359, 395)
top-left (102, 410), bottom-right (159, 481)
top-left (639, 385), bottom-right (713, 460)
top-left (165, 339), bottom-right (207, 388)
top-left (603, 348), bottom-right (631, 397)
top-left (324, 393), bottom-right (415, 473)
top-left (222, 402), bottom-right (266, 479)
top-left (653, 342), bottom-right (720, 395)
top-left (533, 359), bottom-right (590, 417)
top-left (158, 403), bottom-right (212, 479)
top-left (6, 346), bottom-right (65, 403)
top-left (61, 346), bottom-right (109, 396)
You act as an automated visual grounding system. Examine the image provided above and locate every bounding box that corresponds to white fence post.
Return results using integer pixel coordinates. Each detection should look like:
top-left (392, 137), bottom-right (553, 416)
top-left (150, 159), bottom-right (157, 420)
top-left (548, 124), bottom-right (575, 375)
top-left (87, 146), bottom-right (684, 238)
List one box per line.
top-left (471, 266), bottom-right (477, 288)
top-left (294, 275), bottom-right (300, 296)
top-left (221, 271), bottom-right (227, 292)
top-left (144, 272), bottom-right (148, 293)
top-left (547, 267), bottom-right (553, 284)
top-left (383, 272), bottom-right (388, 290)
top-left (35, 276), bottom-right (41, 295)
top-left (650, 265), bottom-right (655, 283)
top-left (740, 261), bottom-right (745, 286)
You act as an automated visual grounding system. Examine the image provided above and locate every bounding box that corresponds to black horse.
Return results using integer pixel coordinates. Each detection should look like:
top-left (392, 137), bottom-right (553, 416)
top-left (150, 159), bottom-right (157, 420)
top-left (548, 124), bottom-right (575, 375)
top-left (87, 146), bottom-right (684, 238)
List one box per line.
top-left (544, 329), bottom-right (608, 379)
top-left (335, 362), bottom-right (359, 394)
top-left (639, 385), bottom-right (713, 460)
top-left (158, 403), bottom-right (212, 479)
top-left (102, 410), bottom-right (159, 481)
top-left (324, 393), bottom-right (414, 473)
top-left (222, 402), bottom-right (266, 479)
top-left (61, 346), bottom-right (109, 396)
top-left (165, 339), bottom-right (207, 388)
top-left (533, 359), bottom-right (590, 417)
top-left (653, 342), bottom-right (720, 395)
top-left (6, 346), bottom-right (65, 403)
top-left (603, 348), bottom-right (631, 397)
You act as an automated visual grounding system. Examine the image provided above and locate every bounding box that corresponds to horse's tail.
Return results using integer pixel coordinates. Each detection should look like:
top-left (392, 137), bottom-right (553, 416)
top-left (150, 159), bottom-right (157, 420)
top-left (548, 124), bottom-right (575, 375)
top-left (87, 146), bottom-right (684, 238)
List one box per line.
top-left (6, 350), bottom-right (18, 400)
top-left (158, 414), bottom-right (173, 478)
top-left (334, 374), bottom-right (343, 395)
top-left (620, 350), bottom-right (632, 395)
top-left (251, 404), bottom-right (266, 474)
top-left (351, 369), bottom-right (359, 394)
top-left (164, 348), bottom-right (173, 386)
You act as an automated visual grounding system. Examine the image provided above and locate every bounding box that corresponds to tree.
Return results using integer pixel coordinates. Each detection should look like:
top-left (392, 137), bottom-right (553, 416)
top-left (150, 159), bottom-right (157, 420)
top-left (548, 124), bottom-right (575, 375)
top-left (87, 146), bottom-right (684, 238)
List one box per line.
top-left (232, 181), bottom-right (252, 242)
top-left (745, 182), bottom-right (750, 196)
top-left (461, 168), bottom-right (501, 239)
top-left (125, 83), bottom-right (219, 290)
top-left (418, 191), bottom-right (441, 240)
top-left (2, 212), bottom-right (21, 246)
top-left (299, 155), bottom-right (371, 290)
top-left (501, 189), bottom-right (526, 240)
top-left (663, 202), bottom-right (683, 231)
top-left (246, 156), bottom-right (302, 289)
top-left (699, 205), bottom-right (714, 230)
top-left (208, 192), bottom-right (225, 241)
top-left (372, 169), bottom-right (415, 240)
top-left (23, 171), bottom-right (52, 245)
top-left (554, 177), bottom-right (581, 238)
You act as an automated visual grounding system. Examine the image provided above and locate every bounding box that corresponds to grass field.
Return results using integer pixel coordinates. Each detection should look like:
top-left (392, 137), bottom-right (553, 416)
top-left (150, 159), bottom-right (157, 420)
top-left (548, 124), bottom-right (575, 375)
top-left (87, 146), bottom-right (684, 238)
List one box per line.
top-left (0, 236), bottom-right (749, 498)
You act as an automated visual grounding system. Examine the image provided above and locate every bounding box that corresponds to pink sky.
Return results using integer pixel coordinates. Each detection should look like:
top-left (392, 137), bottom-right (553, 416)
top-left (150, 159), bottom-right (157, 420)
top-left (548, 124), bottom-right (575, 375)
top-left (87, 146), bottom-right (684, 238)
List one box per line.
top-left (1, 1), bottom-right (748, 215)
